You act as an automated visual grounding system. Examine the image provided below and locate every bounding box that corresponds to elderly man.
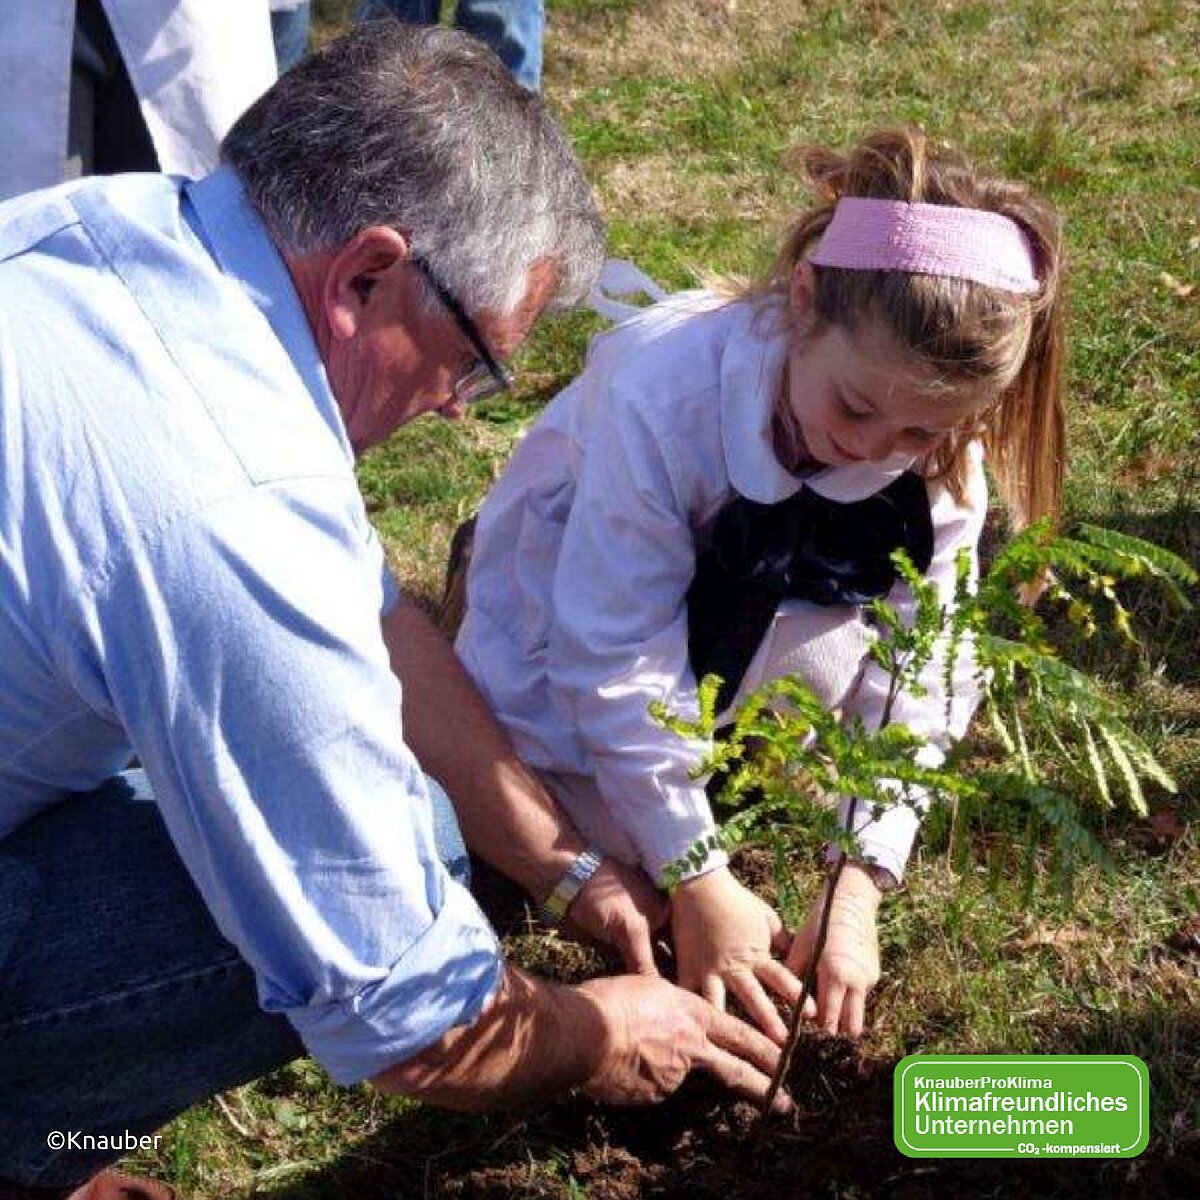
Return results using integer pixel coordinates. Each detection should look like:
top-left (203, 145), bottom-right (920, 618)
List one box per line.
top-left (0, 22), bottom-right (786, 1200)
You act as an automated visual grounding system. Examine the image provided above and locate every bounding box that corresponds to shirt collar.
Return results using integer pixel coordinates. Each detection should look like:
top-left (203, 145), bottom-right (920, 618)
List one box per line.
top-left (182, 166), bottom-right (354, 462)
top-left (718, 298), bottom-right (914, 505)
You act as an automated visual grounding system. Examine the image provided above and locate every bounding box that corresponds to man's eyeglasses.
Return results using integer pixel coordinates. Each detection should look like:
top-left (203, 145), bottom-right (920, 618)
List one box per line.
top-left (411, 256), bottom-right (514, 406)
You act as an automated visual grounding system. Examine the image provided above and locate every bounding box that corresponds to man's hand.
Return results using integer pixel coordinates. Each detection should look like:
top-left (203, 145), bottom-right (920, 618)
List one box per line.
top-left (671, 866), bottom-right (803, 1044)
top-left (576, 974), bottom-right (792, 1112)
top-left (564, 858), bottom-right (668, 976)
top-left (787, 863), bottom-right (882, 1037)
top-left (373, 965), bottom-right (791, 1114)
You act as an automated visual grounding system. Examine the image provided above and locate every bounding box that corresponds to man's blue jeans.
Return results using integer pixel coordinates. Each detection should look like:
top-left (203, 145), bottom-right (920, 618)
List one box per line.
top-left (357, 1), bottom-right (545, 91)
top-left (0, 770), bottom-right (471, 1188)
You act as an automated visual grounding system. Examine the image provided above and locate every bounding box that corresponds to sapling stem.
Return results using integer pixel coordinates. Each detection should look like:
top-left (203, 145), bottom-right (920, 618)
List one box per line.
top-left (756, 833), bottom-right (853, 1135)
top-left (757, 650), bottom-right (910, 1134)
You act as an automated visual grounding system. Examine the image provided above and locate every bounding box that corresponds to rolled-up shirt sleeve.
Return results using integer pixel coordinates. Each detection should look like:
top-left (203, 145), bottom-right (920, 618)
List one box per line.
top-left (57, 477), bottom-right (502, 1084)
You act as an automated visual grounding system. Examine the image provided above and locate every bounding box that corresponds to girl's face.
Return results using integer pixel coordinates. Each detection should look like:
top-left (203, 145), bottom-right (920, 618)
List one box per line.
top-left (777, 264), bottom-right (990, 470)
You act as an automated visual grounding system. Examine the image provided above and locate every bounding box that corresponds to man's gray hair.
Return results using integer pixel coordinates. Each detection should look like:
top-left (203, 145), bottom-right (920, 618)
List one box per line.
top-left (221, 22), bottom-right (604, 316)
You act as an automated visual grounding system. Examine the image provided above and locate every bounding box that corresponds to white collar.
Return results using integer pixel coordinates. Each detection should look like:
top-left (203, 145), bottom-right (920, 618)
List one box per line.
top-left (717, 298), bottom-right (914, 505)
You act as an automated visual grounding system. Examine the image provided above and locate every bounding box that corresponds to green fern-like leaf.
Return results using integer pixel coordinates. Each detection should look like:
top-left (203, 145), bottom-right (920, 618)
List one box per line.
top-left (1076, 523), bottom-right (1198, 589)
top-left (1078, 718), bottom-right (1112, 808)
top-left (1096, 725), bottom-right (1148, 816)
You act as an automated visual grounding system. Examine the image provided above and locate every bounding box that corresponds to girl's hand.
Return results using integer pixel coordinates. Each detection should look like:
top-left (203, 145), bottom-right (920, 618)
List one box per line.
top-left (787, 863), bottom-right (882, 1037)
top-left (566, 857), bottom-right (669, 977)
top-left (670, 866), bottom-right (802, 1044)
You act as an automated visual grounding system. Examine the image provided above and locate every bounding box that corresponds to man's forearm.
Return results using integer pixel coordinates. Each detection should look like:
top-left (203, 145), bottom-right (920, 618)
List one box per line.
top-left (372, 962), bottom-right (793, 1114)
top-left (382, 597), bottom-right (585, 902)
top-left (370, 965), bottom-right (605, 1108)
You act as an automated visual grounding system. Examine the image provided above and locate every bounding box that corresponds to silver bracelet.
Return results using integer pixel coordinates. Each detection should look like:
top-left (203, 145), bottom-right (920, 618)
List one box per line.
top-left (536, 846), bottom-right (605, 927)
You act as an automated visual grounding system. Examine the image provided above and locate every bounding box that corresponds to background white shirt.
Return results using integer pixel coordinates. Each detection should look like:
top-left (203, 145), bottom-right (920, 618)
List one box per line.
top-left (0, 0), bottom-right (276, 202)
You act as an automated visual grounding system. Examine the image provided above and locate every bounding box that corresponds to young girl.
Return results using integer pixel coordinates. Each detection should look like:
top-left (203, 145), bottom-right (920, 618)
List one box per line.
top-left (455, 128), bottom-right (1064, 1042)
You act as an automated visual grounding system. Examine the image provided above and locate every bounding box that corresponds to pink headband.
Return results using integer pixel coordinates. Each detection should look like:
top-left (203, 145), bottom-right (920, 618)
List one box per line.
top-left (809, 197), bottom-right (1040, 294)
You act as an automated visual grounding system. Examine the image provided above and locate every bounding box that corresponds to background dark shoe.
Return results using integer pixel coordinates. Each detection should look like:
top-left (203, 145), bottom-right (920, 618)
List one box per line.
top-left (67, 1172), bottom-right (176, 1200)
top-left (0, 1172), bottom-right (176, 1200)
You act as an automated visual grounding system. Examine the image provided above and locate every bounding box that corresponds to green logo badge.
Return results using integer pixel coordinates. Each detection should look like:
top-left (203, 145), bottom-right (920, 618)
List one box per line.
top-left (894, 1055), bottom-right (1149, 1158)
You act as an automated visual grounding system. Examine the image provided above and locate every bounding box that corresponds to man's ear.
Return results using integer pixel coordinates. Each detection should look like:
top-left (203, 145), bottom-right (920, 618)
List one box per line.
top-left (788, 259), bottom-right (816, 325)
top-left (324, 226), bottom-right (412, 340)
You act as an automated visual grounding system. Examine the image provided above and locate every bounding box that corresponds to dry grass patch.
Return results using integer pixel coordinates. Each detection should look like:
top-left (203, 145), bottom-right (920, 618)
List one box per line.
top-left (595, 155), bottom-right (794, 223)
top-left (548, 0), bottom-right (815, 92)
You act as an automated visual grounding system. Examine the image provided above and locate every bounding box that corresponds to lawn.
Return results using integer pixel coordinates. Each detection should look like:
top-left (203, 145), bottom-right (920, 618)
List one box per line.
top-left (125, 1), bottom-right (1198, 1195)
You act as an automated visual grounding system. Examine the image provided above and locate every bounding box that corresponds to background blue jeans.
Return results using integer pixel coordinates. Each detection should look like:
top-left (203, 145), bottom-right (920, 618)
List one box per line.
top-left (0, 769), bottom-right (471, 1188)
top-left (357, 1), bottom-right (545, 91)
top-left (271, 2), bottom-right (313, 73)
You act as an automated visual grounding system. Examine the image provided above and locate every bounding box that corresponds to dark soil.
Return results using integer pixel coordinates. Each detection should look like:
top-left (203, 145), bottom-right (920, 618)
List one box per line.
top-left (385, 858), bottom-right (1198, 1200)
top-left (261, 852), bottom-right (1198, 1199)
top-left (264, 1032), bottom-right (1197, 1199)
top-left (438, 1041), bottom-right (1198, 1200)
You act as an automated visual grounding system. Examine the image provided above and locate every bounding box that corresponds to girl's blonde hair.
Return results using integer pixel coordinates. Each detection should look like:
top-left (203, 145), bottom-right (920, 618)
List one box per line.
top-left (743, 127), bottom-right (1065, 531)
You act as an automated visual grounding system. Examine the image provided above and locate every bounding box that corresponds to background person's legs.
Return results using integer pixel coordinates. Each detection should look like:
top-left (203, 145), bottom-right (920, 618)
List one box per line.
top-left (270, 2), bottom-right (313, 74)
top-left (68, 0), bottom-right (158, 179)
top-left (356, 1), bottom-right (544, 90)
top-left (0, 770), bottom-right (471, 1188)
top-left (455, 1), bottom-right (544, 91)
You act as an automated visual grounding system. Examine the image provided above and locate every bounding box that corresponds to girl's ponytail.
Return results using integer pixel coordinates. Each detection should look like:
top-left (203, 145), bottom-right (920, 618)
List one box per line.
top-left (982, 206), bottom-right (1066, 531)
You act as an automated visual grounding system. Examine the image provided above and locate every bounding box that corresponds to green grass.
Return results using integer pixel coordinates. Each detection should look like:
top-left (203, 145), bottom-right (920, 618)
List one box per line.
top-left (130, 0), bottom-right (1199, 1193)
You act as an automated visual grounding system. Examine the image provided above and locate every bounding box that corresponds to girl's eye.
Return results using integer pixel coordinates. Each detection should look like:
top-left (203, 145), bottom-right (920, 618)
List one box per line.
top-left (839, 397), bottom-right (870, 419)
top-left (905, 427), bottom-right (940, 443)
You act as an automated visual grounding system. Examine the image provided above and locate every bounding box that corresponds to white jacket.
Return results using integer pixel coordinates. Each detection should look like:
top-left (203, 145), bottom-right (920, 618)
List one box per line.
top-left (457, 293), bottom-right (988, 884)
top-left (0, 1), bottom-right (276, 202)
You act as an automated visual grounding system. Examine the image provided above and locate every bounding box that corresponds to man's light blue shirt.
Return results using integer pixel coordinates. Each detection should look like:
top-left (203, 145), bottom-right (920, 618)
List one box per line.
top-left (0, 167), bottom-right (503, 1084)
